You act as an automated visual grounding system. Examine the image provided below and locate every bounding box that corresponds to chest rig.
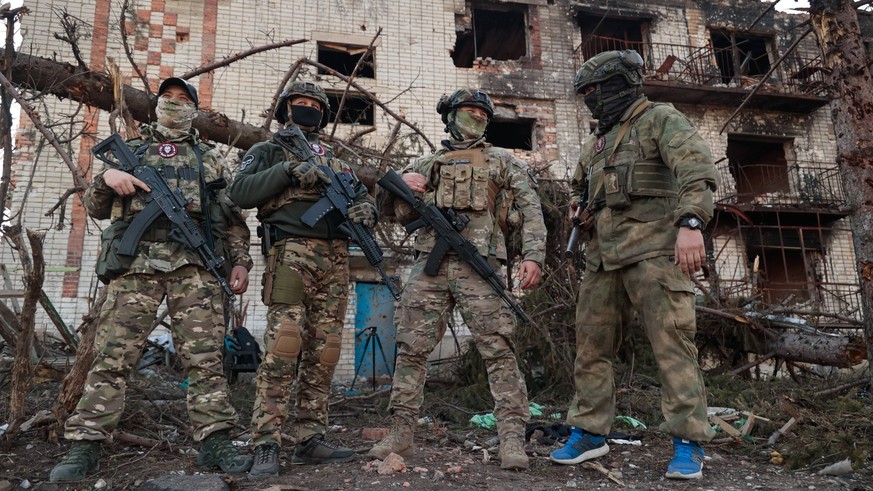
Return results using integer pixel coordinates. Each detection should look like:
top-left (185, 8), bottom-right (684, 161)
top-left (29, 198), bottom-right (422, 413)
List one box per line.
top-left (587, 102), bottom-right (678, 211)
top-left (434, 148), bottom-right (493, 212)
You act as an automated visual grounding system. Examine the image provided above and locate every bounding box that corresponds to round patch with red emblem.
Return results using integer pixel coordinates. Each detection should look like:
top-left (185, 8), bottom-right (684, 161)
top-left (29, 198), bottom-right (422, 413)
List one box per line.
top-left (595, 136), bottom-right (606, 154)
top-left (309, 143), bottom-right (326, 156)
top-left (158, 143), bottom-right (178, 158)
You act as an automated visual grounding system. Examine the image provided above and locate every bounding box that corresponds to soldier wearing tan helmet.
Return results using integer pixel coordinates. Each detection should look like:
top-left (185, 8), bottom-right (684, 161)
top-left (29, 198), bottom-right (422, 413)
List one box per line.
top-left (229, 81), bottom-right (376, 478)
top-left (552, 49), bottom-right (719, 480)
top-left (368, 88), bottom-right (547, 471)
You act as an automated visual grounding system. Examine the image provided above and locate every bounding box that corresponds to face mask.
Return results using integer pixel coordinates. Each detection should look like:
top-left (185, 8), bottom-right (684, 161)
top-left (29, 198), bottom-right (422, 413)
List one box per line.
top-left (451, 109), bottom-right (488, 140)
top-left (155, 97), bottom-right (197, 130)
top-left (290, 104), bottom-right (323, 128)
top-left (584, 91), bottom-right (600, 118)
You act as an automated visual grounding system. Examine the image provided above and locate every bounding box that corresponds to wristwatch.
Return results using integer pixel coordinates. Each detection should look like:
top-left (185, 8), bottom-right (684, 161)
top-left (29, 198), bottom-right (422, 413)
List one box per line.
top-left (679, 216), bottom-right (703, 230)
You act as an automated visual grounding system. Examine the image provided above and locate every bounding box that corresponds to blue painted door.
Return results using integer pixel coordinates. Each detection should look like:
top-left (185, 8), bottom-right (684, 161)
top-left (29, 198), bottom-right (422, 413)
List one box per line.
top-left (354, 282), bottom-right (397, 386)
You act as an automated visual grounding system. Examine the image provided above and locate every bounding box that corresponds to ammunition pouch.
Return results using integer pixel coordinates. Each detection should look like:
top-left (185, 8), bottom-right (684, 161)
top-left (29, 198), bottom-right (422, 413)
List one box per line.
top-left (603, 163), bottom-right (631, 210)
top-left (262, 240), bottom-right (305, 306)
top-left (95, 220), bottom-right (134, 284)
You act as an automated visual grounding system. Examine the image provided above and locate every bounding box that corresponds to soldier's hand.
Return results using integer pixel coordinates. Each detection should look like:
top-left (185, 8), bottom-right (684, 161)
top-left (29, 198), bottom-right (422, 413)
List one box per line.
top-left (229, 265), bottom-right (249, 294)
top-left (290, 161), bottom-right (331, 188)
top-left (349, 202), bottom-right (377, 228)
top-left (674, 228), bottom-right (705, 274)
top-left (516, 260), bottom-right (542, 289)
top-left (104, 169), bottom-right (151, 196)
top-left (401, 172), bottom-right (427, 193)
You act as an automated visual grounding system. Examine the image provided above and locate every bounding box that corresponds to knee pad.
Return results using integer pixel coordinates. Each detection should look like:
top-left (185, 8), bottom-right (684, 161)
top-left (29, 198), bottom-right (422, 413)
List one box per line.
top-left (272, 322), bottom-right (302, 359)
top-left (318, 333), bottom-right (342, 367)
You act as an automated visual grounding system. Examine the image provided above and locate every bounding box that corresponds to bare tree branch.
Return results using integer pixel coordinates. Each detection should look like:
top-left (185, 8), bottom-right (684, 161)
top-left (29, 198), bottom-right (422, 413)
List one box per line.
top-left (119, 0), bottom-right (152, 96)
top-left (330, 27), bottom-right (382, 139)
top-left (180, 38), bottom-right (307, 80)
top-left (50, 6), bottom-right (89, 70)
top-left (262, 58), bottom-right (304, 130)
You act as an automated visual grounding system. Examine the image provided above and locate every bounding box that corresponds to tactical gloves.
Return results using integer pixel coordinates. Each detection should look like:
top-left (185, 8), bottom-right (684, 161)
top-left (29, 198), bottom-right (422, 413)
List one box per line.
top-left (288, 161), bottom-right (331, 188)
top-left (349, 202), bottom-right (377, 228)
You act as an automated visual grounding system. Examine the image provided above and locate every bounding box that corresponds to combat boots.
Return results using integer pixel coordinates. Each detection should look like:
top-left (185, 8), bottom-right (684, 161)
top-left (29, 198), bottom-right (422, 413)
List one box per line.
top-left (197, 430), bottom-right (254, 473)
top-left (291, 434), bottom-right (355, 464)
top-left (368, 422), bottom-right (414, 460)
top-left (499, 436), bottom-right (529, 470)
top-left (248, 442), bottom-right (280, 479)
top-left (49, 440), bottom-right (100, 482)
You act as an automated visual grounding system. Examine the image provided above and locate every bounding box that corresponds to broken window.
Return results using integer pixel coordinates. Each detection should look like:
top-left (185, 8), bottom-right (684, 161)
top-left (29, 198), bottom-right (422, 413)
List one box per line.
top-left (486, 118), bottom-right (536, 151)
top-left (576, 12), bottom-right (647, 60)
top-left (727, 136), bottom-right (790, 203)
top-left (326, 91), bottom-right (374, 126)
top-left (317, 42), bottom-right (375, 78)
top-left (452, 3), bottom-right (528, 68)
top-left (710, 30), bottom-right (774, 84)
top-left (743, 212), bottom-right (833, 306)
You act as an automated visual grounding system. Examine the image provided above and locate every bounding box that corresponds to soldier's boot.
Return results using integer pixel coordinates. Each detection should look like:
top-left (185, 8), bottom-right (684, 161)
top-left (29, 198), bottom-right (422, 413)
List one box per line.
top-left (291, 434), bottom-right (356, 464)
top-left (49, 441), bottom-right (100, 482)
top-left (248, 442), bottom-right (280, 479)
top-left (197, 430), bottom-right (254, 473)
top-left (367, 422), bottom-right (414, 460)
top-left (498, 436), bottom-right (529, 470)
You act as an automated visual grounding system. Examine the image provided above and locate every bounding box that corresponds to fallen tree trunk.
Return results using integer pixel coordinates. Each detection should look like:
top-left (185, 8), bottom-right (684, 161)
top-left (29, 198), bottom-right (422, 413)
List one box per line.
top-left (754, 332), bottom-right (867, 368)
top-left (0, 48), bottom-right (384, 189)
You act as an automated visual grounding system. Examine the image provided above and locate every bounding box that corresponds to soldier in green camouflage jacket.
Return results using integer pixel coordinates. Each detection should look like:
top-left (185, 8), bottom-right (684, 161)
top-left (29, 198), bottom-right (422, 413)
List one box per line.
top-left (369, 89), bottom-right (546, 471)
top-left (50, 78), bottom-right (253, 483)
top-left (229, 81), bottom-right (374, 478)
top-left (551, 50), bottom-right (719, 480)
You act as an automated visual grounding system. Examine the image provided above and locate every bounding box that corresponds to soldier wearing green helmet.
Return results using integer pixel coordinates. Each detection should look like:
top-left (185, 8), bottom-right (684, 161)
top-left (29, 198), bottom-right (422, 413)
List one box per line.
top-left (368, 88), bottom-right (547, 471)
top-left (552, 49), bottom-right (719, 480)
top-left (229, 80), bottom-right (376, 478)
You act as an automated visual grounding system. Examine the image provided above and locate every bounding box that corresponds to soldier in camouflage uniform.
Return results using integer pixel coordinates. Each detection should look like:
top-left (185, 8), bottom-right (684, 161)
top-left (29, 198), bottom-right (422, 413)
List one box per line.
top-left (229, 81), bottom-right (373, 479)
top-left (50, 78), bottom-right (254, 483)
top-left (550, 50), bottom-right (719, 480)
top-left (369, 89), bottom-right (546, 471)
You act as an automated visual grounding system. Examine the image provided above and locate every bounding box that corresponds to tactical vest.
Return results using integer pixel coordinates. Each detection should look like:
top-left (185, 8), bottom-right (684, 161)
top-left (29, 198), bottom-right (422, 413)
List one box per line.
top-left (587, 103), bottom-right (678, 211)
top-left (256, 143), bottom-right (339, 221)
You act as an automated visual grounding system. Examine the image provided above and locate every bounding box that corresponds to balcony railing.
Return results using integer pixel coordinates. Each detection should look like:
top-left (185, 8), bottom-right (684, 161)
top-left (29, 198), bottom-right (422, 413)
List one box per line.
top-left (715, 160), bottom-right (848, 210)
top-left (573, 36), bottom-right (827, 97)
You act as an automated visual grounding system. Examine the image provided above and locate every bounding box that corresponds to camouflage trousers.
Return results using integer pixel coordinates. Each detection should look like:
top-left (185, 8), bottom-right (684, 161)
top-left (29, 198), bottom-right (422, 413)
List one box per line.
top-left (388, 254), bottom-right (529, 439)
top-left (250, 238), bottom-right (349, 446)
top-left (64, 265), bottom-right (238, 443)
top-left (567, 256), bottom-right (715, 442)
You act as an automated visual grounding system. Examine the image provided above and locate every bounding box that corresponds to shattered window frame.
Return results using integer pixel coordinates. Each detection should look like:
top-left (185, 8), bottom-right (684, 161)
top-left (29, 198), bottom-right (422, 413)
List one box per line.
top-left (709, 29), bottom-right (777, 85)
top-left (325, 90), bottom-right (376, 127)
top-left (317, 41), bottom-right (376, 79)
top-left (452, 1), bottom-right (530, 68)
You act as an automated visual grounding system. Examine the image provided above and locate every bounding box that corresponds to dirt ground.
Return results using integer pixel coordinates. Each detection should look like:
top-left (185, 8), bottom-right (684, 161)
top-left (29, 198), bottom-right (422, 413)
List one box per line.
top-left (2, 368), bottom-right (873, 491)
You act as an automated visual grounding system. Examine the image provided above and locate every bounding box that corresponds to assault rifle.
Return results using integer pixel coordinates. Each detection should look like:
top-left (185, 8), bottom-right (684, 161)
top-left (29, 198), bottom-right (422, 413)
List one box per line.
top-left (91, 134), bottom-right (235, 301)
top-left (377, 168), bottom-right (532, 324)
top-left (272, 126), bottom-right (401, 300)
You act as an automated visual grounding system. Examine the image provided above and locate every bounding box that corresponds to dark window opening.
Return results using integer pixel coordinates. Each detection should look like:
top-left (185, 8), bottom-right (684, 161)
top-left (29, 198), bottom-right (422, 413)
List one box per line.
top-left (452, 6), bottom-right (527, 68)
top-left (576, 14), bottom-right (645, 60)
top-left (485, 118), bottom-right (535, 151)
top-left (727, 136), bottom-right (790, 203)
top-left (317, 43), bottom-right (375, 78)
top-left (752, 248), bottom-right (813, 303)
top-left (326, 92), bottom-right (374, 125)
top-left (711, 31), bottom-right (773, 84)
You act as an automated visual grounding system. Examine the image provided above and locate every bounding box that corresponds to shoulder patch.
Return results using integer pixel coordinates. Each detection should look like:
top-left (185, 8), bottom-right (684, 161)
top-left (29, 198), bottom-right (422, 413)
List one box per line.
top-left (239, 154), bottom-right (254, 172)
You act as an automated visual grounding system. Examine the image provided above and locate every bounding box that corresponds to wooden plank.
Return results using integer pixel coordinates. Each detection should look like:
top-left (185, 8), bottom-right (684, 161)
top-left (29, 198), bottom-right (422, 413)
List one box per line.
top-left (0, 289), bottom-right (26, 298)
top-left (710, 415), bottom-right (742, 437)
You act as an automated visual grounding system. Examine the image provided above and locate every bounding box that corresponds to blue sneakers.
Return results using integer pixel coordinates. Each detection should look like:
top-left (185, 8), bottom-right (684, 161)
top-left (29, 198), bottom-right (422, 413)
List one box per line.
top-left (549, 427), bottom-right (610, 465)
top-left (665, 438), bottom-right (704, 479)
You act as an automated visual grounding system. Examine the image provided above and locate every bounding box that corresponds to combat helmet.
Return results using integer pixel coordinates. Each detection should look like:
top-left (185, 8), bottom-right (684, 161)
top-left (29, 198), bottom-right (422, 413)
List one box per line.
top-left (158, 77), bottom-right (199, 108)
top-left (573, 49), bottom-right (644, 94)
top-left (436, 88), bottom-right (495, 125)
top-left (275, 81), bottom-right (331, 128)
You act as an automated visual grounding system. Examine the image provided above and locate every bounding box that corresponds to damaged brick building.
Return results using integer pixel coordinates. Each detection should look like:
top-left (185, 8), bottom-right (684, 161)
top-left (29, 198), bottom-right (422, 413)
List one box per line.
top-left (1, 0), bottom-right (863, 382)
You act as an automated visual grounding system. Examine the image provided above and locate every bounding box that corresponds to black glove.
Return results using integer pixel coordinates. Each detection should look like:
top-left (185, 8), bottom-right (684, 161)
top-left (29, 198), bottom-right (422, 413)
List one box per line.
top-left (289, 161), bottom-right (331, 189)
top-left (348, 202), bottom-right (377, 228)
